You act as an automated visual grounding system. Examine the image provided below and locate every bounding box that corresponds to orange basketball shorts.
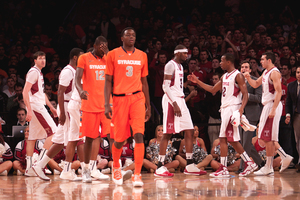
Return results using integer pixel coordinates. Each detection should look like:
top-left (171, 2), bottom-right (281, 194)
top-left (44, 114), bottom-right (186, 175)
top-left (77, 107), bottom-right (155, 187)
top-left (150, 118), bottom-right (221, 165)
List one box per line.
top-left (81, 111), bottom-right (111, 139)
top-left (112, 92), bottom-right (145, 142)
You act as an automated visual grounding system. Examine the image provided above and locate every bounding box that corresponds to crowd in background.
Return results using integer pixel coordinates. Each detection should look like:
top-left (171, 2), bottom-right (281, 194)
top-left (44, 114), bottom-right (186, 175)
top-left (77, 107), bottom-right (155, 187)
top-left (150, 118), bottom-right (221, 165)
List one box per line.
top-left (0, 0), bottom-right (299, 164)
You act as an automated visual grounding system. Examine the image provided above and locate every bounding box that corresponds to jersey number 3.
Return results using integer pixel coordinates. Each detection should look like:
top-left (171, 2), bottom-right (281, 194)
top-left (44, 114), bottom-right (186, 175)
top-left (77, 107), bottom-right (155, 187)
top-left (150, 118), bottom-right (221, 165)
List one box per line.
top-left (126, 66), bottom-right (133, 77)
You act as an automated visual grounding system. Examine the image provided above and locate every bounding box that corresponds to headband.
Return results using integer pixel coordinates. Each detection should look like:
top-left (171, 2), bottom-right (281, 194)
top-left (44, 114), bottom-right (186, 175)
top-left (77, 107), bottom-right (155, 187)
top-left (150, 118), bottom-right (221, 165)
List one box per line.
top-left (174, 49), bottom-right (188, 54)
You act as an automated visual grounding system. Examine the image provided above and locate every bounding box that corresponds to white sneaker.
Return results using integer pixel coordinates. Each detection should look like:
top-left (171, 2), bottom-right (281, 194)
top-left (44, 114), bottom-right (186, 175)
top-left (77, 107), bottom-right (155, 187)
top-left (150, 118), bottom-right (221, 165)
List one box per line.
top-left (32, 164), bottom-right (50, 181)
top-left (45, 168), bottom-right (52, 175)
top-left (53, 169), bottom-right (61, 175)
top-left (155, 166), bottom-right (174, 177)
top-left (101, 168), bottom-right (111, 174)
top-left (82, 168), bottom-right (92, 183)
top-left (239, 161), bottom-right (258, 177)
top-left (184, 163), bottom-right (207, 175)
top-left (91, 169), bottom-right (110, 180)
top-left (122, 170), bottom-right (132, 182)
top-left (209, 165), bottom-right (230, 178)
top-left (25, 167), bottom-right (37, 177)
top-left (17, 170), bottom-right (23, 176)
top-left (60, 169), bottom-right (82, 181)
top-left (0, 170), bottom-right (7, 176)
top-left (279, 155), bottom-right (293, 173)
top-left (78, 168), bottom-right (82, 175)
top-left (254, 166), bottom-right (274, 176)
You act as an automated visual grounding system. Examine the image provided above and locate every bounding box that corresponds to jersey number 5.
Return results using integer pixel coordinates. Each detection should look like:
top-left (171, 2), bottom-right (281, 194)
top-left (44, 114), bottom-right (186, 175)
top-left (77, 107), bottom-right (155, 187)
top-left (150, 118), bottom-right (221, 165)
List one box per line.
top-left (95, 70), bottom-right (105, 80)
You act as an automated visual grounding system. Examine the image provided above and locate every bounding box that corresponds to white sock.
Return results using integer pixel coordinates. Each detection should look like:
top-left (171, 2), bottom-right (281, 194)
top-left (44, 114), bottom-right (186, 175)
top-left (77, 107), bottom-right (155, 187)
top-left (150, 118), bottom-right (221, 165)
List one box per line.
top-left (241, 151), bottom-right (251, 162)
top-left (266, 156), bottom-right (273, 169)
top-left (37, 155), bottom-right (51, 168)
top-left (84, 163), bottom-right (89, 170)
top-left (276, 147), bottom-right (287, 159)
top-left (63, 161), bottom-right (71, 172)
top-left (80, 162), bottom-right (85, 170)
top-left (89, 160), bottom-right (97, 171)
top-left (39, 148), bottom-right (48, 161)
top-left (220, 157), bottom-right (227, 167)
top-left (26, 156), bottom-right (32, 170)
top-left (186, 153), bottom-right (193, 160)
top-left (158, 155), bottom-right (165, 163)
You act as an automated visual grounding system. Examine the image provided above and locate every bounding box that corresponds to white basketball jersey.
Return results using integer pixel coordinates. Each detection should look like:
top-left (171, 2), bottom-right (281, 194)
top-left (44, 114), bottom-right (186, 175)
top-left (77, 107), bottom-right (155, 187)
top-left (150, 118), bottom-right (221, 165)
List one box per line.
top-left (59, 65), bottom-right (76, 101)
top-left (163, 60), bottom-right (184, 98)
top-left (261, 67), bottom-right (279, 105)
top-left (26, 66), bottom-right (46, 104)
top-left (221, 69), bottom-right (242, 108)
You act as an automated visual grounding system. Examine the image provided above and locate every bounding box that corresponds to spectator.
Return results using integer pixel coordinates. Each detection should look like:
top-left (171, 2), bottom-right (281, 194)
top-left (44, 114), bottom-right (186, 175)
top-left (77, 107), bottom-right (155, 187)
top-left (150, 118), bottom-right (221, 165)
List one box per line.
top-left (2, 77), bottom-right (15, 98)
top-left (16, 108), bottom-right (29, 126)
top-left (0, 45), bottom-right (9, 73)
top-left (6, 82), bottom-right (25, 113)
top-left (199, 49), bottom-right (212, 73)
top-left (44, 82), bottom-right (57, 103)
top-left (281, 64), bottom-right (296, 85)
top-left (149, 50), bottom-right (168, 122)
top-left (205, 73), bottom-right (221, 148)
top-left (280, 45), bottom-right (292, 65)
top-left (147, 39), bottom-right (162, 65)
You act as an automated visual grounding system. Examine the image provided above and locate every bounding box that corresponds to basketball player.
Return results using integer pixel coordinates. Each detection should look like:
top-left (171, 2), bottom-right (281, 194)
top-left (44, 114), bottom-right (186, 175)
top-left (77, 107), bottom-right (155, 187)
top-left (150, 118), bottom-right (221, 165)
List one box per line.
top-left (22, 51), bottom-right (57, 177)
top-left (32, 48), bottom-right (84, 181)
top-left (155, 45), bottom-right (207, 177)
top-left (76, 36), bottom-right (110, 182)
top-left (105, 27), bottom-right (151, 187)
top-left (244, 52), bottom-right (284, 176)
top-left (188, 53), bottom-right (258, 177)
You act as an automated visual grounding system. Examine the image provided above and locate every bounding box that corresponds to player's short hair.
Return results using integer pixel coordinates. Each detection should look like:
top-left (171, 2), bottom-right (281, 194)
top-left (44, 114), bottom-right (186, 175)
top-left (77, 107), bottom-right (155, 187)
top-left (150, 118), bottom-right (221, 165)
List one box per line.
top-left (222, 53), bottom-right (235, 64)
top-left (262, 51), bottom-right (276, 64)
top-left (121, 27), bottom-right (136, 37)
top-left (94, 36), bottom-right (107, 45)
top-left (174, 44), bottom-right (186, 50)
top-left (17, 107), bottom-right (27, 115)
top-left (33, 51), bottom-right (45, 60)
top-left (69, 48), bottom-right (84, 59)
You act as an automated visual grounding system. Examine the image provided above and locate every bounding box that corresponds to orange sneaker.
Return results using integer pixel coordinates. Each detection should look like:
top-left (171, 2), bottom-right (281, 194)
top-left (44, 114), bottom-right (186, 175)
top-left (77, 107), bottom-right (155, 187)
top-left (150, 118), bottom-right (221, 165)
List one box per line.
top-left (112, 163), bottom-right (123, 185)
top-left (132, 174), bottom-right (143, 187)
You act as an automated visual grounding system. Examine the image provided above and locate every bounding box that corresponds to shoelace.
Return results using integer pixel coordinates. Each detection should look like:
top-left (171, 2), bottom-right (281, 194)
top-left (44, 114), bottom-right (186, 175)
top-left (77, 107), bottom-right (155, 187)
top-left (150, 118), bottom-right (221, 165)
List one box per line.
top-left (132, 174), bottom-right (141, 181)
top-left (113, 168), bottom-right (122, 180)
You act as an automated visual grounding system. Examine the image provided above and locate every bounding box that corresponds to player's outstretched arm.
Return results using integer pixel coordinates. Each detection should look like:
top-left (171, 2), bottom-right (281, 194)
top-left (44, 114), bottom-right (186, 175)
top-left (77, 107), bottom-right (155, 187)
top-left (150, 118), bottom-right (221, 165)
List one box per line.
top-left (104, 74), bottom-right (113, 119)
top-left (244, 72), bottom-right (263, 88)
top-left (187, 73), bottom-right (222, 94)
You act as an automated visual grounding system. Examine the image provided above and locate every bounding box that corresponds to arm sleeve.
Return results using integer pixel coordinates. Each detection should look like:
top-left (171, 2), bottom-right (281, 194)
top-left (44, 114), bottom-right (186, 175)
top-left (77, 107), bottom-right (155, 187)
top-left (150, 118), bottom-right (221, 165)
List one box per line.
top-left (59, 69), bottom-right (73, 87)
top-left (14, 141), bottom-right (23, 161)
top-left (26, 70), bottom-right (38, 84)
top-left (2, 143), bottom-right (13, 160)
top-left (141, 52), bottom-right (148, 77)
top-left (162, 62), bottom-right (176, 103)
top-left (105, 51), bottom-right (114, 75)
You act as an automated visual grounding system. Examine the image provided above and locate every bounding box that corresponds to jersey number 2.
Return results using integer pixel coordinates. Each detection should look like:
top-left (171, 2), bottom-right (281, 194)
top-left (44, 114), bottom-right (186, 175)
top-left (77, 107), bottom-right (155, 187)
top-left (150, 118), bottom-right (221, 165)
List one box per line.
top-left (95, 70), bottom-right (105, 80)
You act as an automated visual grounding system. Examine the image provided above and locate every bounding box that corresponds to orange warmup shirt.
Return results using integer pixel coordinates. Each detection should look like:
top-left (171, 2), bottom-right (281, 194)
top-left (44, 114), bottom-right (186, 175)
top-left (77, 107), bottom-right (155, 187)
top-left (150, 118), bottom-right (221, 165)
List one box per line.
top-left (77, 52), bottom-right (106, 112)
top-left (105, 47), bottom-right (148, 94)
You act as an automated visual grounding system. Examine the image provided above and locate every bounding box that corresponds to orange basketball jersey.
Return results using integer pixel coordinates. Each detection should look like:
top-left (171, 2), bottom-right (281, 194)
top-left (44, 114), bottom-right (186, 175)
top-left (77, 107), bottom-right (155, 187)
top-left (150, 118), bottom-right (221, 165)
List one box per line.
top-left (77, 52), bottom-right (106, 112)
top-left (105, 47), bottom-right (148, 95)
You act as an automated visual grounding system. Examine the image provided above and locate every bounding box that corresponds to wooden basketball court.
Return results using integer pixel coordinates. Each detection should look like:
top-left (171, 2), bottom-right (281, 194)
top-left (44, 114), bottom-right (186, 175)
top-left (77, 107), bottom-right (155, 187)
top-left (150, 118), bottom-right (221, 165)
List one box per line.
top-left (0, 169), bottom-right (299, 199)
